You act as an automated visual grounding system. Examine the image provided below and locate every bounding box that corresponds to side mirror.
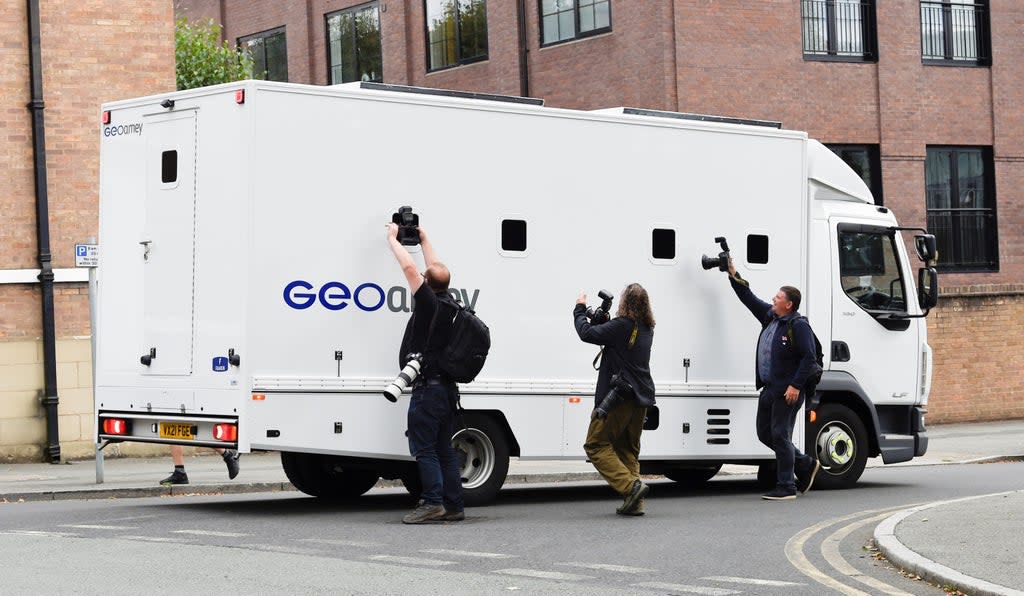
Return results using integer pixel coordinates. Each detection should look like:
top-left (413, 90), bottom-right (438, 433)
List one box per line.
top-left (918, 267), bottom-right (938, 312)
top-left (914, 234), bottom-right (937, 263)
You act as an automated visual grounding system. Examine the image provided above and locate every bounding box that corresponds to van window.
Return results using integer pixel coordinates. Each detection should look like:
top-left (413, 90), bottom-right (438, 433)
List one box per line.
top-left (161, 150), bottom-right (177, 184)
top-left (501, 219), bottom-right (527, 251)
top-left (838, 230), bottom-right (906, 312)
top-left (652, 228), bottom-right (675, 260)
top-left (747, 234), bottom-right (769, 264)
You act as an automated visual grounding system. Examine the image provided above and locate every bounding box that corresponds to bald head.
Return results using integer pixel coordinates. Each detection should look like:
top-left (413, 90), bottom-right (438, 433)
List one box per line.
top-left (425, 262), bottom-right (450, 292)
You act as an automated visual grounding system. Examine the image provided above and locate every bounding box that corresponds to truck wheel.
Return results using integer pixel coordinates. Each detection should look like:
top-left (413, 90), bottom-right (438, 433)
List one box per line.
top-left (280, 452), bottom-right (379, 499)
top-left (664, 464), bottom-right (722, 487)
top-left (452, 414), bottom-right (510, 506)
top-left (807, 403), bottom-right (869, 489)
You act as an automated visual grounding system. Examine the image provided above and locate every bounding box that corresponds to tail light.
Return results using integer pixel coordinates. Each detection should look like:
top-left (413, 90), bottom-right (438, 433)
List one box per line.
top-left (102, 418), bottom-right (129, 435)
top-left (213, 423), bottom-right (238, 442)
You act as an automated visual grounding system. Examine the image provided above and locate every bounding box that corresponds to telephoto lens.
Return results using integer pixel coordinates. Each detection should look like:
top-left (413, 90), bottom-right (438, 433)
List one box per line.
top-left (383, 357), bottom-right (422, 402)
top-left (593, 375), bottom-right (632, 420)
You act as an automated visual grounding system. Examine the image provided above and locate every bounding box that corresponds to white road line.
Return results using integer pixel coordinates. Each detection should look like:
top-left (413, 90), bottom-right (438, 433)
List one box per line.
top-left (119, 536), bottom-right (189, 543)
top-left (421, 548), bottom-right (516, 559)
top-left (171, 529), bottom-right (249, 537)
top-left (369, 555), bottom-right (456, 567)
top-left (820, 512), bottom-right (915, 596)
top-left (557, 562), bottom-right (655, 574)
top-left (62, 524), bottom-right (137, 530)
top-left (296, 538), bottom-right (382, 548)
top-left (493, 569), bottom-right (594, 581)
top-left (239, 544), bottom-right (327, 556)
top-left (632, 582), bottom-right (741, 595)
top-left (700, 576), bottom-right (806, 587)
top-left (2, 530), bottom-right (81, 538)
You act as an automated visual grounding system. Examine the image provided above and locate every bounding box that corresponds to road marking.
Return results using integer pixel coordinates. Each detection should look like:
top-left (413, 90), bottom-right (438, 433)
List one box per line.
top-left (2, 530), bottom-right (81, 538)
top-left (296, 538), bottom-right (382, 548)
top-left (700, 576), bottom-right (805, 587)
top-left (632, 582), bottom-right (740, 595)
top-left (369, 555), bottom-right (456, 567)
top-left (62, 524), bottom-right (137, 530)
top-left (421, 548), bottom-right (515, 559)
top-left (171, 530), bottom-right (249, 538)
top-left (119, 535), bottom-right (189, 543)
top-left (785, 504), bottom-right (922, 596)
top-left (557, 562), bottom-right (654, 573)
top-left (239, 543), bottom-right (327, 556)
top-left (820, 512), bottom-right (914, 596)
top-left (493, 569), bottom-right (594, 581)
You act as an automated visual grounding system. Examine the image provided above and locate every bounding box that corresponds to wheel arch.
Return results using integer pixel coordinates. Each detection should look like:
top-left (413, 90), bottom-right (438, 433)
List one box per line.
top-left (460, 409), bottom-right (521, 457)
top-left (814, 372), bottom-right (881, 458)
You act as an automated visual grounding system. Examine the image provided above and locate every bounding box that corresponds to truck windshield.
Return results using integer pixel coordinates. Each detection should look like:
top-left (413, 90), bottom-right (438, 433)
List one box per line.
top-left (838, 230), bottom-right (907, 313)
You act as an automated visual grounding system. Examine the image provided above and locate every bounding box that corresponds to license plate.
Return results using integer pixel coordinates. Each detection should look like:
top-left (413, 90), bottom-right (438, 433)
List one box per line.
top-left (159, 422), bottom-right (196, 440)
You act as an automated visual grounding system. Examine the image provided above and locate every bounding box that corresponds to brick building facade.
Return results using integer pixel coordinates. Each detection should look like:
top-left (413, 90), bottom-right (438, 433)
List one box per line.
top-left (173, 0), bottom-right (1021, 426)
top-left (1, 1), bottom-right (175, 461)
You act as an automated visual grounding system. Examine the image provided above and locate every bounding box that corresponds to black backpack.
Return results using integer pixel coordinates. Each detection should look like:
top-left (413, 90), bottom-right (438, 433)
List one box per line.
top-left (786, 316), bottom-right (824, 395)
top-left (399, 292), bottom-right (491, 384)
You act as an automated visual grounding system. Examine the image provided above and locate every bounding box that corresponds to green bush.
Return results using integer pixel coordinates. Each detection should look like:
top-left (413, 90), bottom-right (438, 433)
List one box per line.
top-left (175, 18), bottom-right (254, 90)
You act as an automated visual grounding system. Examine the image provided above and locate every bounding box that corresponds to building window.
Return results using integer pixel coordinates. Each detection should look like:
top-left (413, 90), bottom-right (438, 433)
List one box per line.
top-left (827, 144), bottom-right (883, 204)
top-left (801, 0), bottom-right (877, 61)
top-left (327, 4), bottom-right (383, 84)
top-left (239, 27), bottom-right (289, 82)
top-left (925, 147), bottom-right (998, 271)
top-left (541, 0), bottom-right (611, 46)
top-left (920, 1), bottom-right (991, 65)
top-left (425, 0), bottom-right (488, 71)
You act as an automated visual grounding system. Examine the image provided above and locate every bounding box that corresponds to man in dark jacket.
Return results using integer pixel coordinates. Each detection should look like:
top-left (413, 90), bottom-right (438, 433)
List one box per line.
top-left (574, 283), bottom-right (656, 515)
top-left (728, 260), bottom-right (821, 500)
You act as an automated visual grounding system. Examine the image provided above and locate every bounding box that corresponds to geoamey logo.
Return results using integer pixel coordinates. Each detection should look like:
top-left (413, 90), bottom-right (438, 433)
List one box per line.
top-left (283, 279), bottom-right (480, 313)
top-left (103, 122), bottom-right (143, 137)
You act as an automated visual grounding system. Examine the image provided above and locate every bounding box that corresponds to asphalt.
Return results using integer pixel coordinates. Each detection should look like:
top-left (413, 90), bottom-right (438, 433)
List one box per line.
top-left (2, 420), bottom-right (1023, 595)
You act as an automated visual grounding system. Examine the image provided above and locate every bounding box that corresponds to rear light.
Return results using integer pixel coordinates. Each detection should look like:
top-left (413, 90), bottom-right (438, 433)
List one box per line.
top-left (808, 410), bottom-right (817, 424)
top-left (101, 110), bottom-right (111, 125)
top-left (102, 418), bottom-right (128, 435)
top-left (213, 423), bottom-right (238, 442)
top-left (235, 89), bottom-right (245, 104)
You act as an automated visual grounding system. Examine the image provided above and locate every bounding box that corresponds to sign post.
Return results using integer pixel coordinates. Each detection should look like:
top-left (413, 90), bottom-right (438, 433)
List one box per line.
top-left (77, 240), bottom-right (102, 484)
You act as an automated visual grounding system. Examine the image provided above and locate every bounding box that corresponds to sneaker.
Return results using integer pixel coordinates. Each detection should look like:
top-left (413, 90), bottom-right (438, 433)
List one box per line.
top-left (402, 501), bottom-right (446, 524)
top-left (620, 480), bottom-right (650, 514)
top-left (762, 487), bottom-right (797, 500)
top-left (797, 459), bottom-right (821, 495)
top-left (440, 510), bottom-right (465, 522)
top-left (617, 498), bottom-right (645, 516)
top-left (222, 449), bottom-right (241, 480)
top-left (159, 470), bottom-right (189, 486)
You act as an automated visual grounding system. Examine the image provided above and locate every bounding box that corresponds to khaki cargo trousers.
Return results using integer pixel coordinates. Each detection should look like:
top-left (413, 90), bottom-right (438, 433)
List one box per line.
top-left (583, 400), bottom-right (646, 495)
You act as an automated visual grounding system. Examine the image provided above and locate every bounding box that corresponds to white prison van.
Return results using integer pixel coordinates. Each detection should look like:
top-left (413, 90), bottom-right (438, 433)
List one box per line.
top-left (96, 81), bottom-right (938, 504)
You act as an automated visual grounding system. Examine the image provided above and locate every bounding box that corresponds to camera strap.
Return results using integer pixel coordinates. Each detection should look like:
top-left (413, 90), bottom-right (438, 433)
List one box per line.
top-left (592, 348), bottom-right (603, 370)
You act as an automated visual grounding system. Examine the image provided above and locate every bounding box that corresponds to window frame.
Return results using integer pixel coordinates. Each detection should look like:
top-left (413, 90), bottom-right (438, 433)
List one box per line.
top-left (539, 0), bottom-right (612, 48)
top-left (326, 2), bottom-right (384, 85)
top-left (238, 26), bottom-right (289, 82)
top-left (826, 144), bottom-right (884, 205)
top-left (423, 0), bottom-right (490, 72)
top-left (919, 0), bottom-right (991, 66)
top-left (924, 145), bottom-right (999, 272)
top-left (800, 0), bottom-right (878, 63)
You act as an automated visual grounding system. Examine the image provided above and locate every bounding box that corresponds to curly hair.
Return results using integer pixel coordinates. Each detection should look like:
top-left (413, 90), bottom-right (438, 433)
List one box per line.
top-left (616, 283), bottom-right (655, 328)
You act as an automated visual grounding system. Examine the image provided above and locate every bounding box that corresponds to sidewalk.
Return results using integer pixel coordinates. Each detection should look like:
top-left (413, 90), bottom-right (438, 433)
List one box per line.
top-left (2, 421), bottom-right (1023, 593)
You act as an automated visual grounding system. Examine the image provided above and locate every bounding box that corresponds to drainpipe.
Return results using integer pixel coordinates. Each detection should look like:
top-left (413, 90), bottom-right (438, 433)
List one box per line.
top-left (516, 0), bottom-right (530, 97)
top-left (27, 0), bottom-right (61, 463)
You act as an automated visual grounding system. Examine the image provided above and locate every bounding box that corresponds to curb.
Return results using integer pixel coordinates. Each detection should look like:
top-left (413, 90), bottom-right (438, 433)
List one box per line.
top-left (873, 491), bottom-right (1024, 596)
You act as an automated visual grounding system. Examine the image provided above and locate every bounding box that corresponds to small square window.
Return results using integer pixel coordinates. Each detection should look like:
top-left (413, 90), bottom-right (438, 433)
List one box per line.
top-left (652, 229), bottom-right (675, 260)
top-left (501, 219), bottom-right (527, 251)
top-left (747, 234), bottom-right (769, 264)
top-left (161, 150), bottom-right (178, 184)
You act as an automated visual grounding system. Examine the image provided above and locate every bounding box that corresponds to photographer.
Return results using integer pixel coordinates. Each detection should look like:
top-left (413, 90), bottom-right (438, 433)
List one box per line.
top-left (573, 284), bottom-right (656, 516)
top-left (386, 222), bottom-right (464, 524)
top-left (726, 259), bottom-right (821, 500)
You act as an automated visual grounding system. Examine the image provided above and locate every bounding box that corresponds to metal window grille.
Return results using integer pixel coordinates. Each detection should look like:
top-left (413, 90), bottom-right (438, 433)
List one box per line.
top-left (920, 1), bottom-right (991, 64)
top-left (801, 0), bottom-right (877, 59)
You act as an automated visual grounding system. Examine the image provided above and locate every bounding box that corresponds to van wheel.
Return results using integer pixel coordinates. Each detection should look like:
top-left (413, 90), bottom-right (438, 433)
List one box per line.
top-left (664, 464), bottom-right (722, 487)
top-left (280, 452), bottom-right (379, 499)
top-left (807, 403), bottom-right (869, 489)
top-left (453, 414), bottom-right (510, 506)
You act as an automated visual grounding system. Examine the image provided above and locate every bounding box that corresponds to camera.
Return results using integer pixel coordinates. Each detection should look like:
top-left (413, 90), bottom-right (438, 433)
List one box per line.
top-left (701, 236), bottom-right (731, 272)
top-left (593, 374), bottom-right (633, 420)
top-left (585, 289), bottom-right (615, 325)
top-left (391, 206), bottom-right (421, 246)
top-left (383, 353), bottom-right (422, 402)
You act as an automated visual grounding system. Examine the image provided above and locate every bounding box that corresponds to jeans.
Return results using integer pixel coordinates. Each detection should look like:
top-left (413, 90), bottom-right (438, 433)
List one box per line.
top-left (756, 384), bottom-right (813, 492)
top-left (583, 400), bottom-right (647, 495)
top-left (407, 383), bottom-right (464, 512)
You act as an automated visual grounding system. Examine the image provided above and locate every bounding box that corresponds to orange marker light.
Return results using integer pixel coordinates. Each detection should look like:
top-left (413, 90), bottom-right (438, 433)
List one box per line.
top-left (809, 410), bottom-right (817, 423)
top-left (568, 396), bottom-right (582, 404)
top-left (252, 393), bottom-right (265, 401)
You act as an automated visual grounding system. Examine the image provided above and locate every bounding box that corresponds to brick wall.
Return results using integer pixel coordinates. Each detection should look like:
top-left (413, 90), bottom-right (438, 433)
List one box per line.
top-left (927, 286), bottom-right (1024, 424)
top-left (0, 0), bottom-right (174, 461)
